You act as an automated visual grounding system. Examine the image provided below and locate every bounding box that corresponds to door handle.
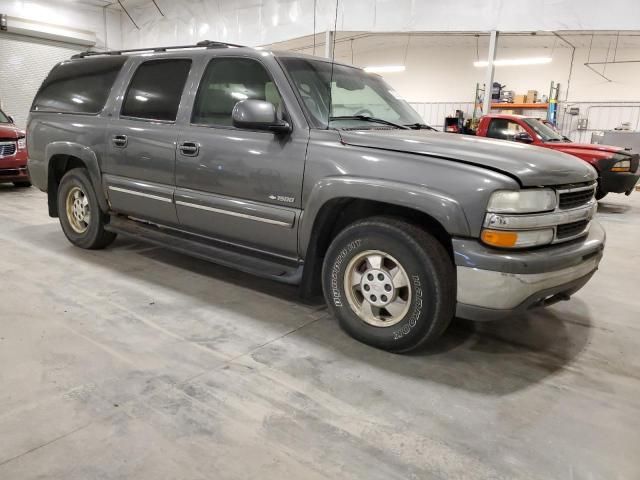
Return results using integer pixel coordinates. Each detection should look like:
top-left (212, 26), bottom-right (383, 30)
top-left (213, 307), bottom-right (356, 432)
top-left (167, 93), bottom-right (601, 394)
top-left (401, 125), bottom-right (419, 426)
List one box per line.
top-left (178, 141), bottom-right (200, 157)
top-left (112, 135), bottom-right (128, 148)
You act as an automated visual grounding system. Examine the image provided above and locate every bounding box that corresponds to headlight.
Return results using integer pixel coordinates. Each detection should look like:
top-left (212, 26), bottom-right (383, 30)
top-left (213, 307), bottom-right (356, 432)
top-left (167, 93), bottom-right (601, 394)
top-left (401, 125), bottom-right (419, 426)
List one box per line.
top-left (611, 159), bottom-right (631, 172)
top-left (486, 189), bottom-right (557, 214)
top-left (481, 228), bottom-right (554, 248)
top-left (17, 137), bottom-right (26, 150)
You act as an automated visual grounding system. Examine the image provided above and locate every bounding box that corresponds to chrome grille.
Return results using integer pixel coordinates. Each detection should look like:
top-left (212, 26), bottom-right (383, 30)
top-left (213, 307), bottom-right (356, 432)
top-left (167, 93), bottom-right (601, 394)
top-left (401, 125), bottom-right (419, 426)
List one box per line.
top-left (556, 183), bottom-right (596, 210)
top-left (0, 141), bottom-right (17, 157)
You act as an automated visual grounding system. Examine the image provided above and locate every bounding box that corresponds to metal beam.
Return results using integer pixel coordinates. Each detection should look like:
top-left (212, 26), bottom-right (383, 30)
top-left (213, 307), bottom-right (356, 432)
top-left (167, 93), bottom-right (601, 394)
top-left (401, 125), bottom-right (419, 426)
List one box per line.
top-left (482, 30), bottom-right (498, 114)
top-left (324, 30), bottom-right (335, 60)
top-left (151, 0), bottom-right (165, 16)
top-left (117, 0), bottom-right (139, 30)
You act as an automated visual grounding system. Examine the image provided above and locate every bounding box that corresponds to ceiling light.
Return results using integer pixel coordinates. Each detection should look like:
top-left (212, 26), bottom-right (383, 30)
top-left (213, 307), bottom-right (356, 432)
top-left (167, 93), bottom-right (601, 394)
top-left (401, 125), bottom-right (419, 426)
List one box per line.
top-left (473, 57), bottom-right (552, 67)
top-left (363, 65), bottom-right (406, 73)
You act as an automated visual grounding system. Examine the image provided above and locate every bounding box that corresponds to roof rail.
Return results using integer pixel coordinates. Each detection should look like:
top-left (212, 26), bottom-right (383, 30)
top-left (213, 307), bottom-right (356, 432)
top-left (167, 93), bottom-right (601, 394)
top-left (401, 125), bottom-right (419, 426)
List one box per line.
top-left (70, 40), bottom-right (246, 59)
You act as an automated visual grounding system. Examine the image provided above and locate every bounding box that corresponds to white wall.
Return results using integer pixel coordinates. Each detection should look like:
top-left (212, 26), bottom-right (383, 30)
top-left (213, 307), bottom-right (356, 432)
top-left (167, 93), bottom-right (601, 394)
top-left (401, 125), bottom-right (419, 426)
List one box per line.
top-left (339, 44), bottom-right (640, 104)
top-left (120, 0), bottom-right (640, 49)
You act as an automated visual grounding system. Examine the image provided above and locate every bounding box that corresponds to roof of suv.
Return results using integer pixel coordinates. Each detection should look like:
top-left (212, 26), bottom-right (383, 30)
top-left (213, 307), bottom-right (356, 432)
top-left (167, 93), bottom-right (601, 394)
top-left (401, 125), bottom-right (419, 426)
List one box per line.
top-left (70, 40), bottom-right (358, 69)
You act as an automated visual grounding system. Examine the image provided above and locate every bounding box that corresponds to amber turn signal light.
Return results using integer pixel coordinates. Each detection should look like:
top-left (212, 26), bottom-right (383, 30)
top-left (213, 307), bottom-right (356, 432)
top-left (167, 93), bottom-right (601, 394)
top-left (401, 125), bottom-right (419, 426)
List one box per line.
top-left (481, 229), bottom-right (519, 248)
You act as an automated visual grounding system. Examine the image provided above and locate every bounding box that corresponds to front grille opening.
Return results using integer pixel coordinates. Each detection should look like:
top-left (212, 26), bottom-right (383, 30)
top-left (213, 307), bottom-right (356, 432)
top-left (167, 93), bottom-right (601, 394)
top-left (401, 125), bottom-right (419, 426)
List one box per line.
top-left (0, 142), bottom-right (17, 157)
top-left (557, 220), bottom-right (589, 239)
top-left (558, 189), bottom-right (594, 209)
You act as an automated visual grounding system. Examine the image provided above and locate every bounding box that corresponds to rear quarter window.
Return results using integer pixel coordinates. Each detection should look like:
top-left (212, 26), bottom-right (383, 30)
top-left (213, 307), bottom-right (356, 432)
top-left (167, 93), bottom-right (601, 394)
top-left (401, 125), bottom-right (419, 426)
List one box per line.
top-left (31, 56), bottom-right (128, 114)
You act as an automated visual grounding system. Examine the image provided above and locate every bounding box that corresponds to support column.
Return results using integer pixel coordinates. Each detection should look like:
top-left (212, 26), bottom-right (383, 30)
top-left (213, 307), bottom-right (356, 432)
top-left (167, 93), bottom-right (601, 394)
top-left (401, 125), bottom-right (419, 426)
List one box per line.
top-left (324, 30), bottom-right (335, 60)
top-left (482, 30), bottom-right (499, 114)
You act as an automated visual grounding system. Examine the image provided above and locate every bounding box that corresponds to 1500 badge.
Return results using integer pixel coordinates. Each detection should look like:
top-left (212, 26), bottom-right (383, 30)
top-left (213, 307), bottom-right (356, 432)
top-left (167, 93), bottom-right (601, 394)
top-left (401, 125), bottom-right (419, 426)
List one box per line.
top-left (269, 194), bottom-right (295, 203)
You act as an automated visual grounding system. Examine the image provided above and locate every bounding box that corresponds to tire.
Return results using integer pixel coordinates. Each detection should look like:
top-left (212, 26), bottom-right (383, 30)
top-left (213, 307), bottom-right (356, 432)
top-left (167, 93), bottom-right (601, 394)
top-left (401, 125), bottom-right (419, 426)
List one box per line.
top-left (57, 168), bottom-right (116, 249)
top-left (322, 216), bottom-right (456, 353)
top-left (13, 181), bottom-right (31, 188)
top-left (595, 187), bottom-right (607, 201)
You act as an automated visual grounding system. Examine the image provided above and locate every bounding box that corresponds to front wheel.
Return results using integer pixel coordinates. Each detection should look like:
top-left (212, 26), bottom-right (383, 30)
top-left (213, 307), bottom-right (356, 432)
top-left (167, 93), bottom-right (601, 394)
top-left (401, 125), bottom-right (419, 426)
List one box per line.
top-left (322, 217), bottom-right (456, 352)
top-left (57, 168), bottom-right (116, 249)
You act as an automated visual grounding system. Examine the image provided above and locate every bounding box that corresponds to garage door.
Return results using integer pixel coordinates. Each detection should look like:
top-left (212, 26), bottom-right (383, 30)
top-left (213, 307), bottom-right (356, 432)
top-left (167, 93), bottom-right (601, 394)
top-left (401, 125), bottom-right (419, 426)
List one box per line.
top-left (0, 34), bottom-right (83, 128)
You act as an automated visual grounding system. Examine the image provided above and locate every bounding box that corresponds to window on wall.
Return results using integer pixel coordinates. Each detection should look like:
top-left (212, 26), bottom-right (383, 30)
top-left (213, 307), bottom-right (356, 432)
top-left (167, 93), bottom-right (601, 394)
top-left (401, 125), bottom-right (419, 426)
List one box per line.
top-left (486, 118), bottom-right (528, 141)
top-left (31, 56), bottom-right (128, 114)
top-left (192, 57), bottom-right (283, 126)
top-left (121, 59), bottom-right (192, 121)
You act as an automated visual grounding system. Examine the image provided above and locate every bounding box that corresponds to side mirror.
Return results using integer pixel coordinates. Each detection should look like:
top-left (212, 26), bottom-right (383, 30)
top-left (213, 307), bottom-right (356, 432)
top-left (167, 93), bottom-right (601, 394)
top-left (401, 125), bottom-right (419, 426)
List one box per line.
top-left (232, 99), bottom-right (291, 134)
top-left (8, 115), bottom-right (14, 124)
top-left (514, 131), bottom-right (533, 144)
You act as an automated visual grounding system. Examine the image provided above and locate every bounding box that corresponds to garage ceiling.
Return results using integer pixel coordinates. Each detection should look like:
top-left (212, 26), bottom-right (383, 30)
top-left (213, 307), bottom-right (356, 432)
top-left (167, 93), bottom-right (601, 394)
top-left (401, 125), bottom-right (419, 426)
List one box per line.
top-left (265, 30), bottom-right (640, 56)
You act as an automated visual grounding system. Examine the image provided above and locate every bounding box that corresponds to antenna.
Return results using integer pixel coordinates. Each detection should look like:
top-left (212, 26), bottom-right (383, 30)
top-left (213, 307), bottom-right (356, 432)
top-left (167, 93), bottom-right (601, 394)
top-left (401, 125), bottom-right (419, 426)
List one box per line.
top-left (327, 0), bottom-right (340, 129)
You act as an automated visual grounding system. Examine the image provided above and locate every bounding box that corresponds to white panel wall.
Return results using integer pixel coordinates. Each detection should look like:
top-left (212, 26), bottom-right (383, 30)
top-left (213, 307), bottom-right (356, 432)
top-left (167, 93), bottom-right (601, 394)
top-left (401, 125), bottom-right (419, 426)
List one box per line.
top-left (0, 35), bottom-right (83, 128)
top-left (121, 0), bottom-right (640, 49)
top-left (324, 43), bottom-right (640, 104)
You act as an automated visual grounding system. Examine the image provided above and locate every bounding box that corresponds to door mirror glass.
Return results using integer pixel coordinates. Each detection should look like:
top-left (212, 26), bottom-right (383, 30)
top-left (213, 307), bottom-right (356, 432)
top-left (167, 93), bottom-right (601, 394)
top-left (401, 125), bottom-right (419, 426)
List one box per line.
top-left (514, 131), bottom-right (534, 144)
top-left (232, 99), bottom-right (290, 133)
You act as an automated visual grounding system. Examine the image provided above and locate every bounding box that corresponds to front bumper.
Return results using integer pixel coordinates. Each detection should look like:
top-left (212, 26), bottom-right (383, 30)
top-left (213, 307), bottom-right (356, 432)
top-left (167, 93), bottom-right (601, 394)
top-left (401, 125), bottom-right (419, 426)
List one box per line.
top-left (453, 220), bottom-right (605, 321)
top-left (0, 165), bottom-right (30, 183)
top-left (600, 168), bottom-right (639, 195)
top-left (0, 150), bottom-right (30, 184)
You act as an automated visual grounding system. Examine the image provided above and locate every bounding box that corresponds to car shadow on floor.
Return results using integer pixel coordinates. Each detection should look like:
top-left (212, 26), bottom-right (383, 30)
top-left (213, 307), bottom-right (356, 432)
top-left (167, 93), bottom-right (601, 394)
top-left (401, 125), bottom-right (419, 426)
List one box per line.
top-left (19, 227), bottom-right (594, 396)
top-left (597, 201), bottom-right (631, 214)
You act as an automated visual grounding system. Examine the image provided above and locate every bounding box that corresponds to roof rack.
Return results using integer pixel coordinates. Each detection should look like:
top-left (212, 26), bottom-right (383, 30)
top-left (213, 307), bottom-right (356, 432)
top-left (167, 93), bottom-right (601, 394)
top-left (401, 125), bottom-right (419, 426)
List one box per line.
top-left (71, 40), bottom-right (246, 59)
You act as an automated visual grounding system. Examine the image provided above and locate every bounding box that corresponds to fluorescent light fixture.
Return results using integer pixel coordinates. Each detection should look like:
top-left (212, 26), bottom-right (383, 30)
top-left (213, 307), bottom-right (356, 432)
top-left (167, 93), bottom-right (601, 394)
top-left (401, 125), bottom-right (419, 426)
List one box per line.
top-left (473, 57), bottom-right (552, 67)
top-left (363, 65), bottom-right (406, 73)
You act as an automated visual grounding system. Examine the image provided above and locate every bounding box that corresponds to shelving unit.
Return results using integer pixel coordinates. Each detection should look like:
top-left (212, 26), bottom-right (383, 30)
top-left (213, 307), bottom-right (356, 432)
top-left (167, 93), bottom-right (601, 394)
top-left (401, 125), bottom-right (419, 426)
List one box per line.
top-left (491, 103), bottom-right (549, 109)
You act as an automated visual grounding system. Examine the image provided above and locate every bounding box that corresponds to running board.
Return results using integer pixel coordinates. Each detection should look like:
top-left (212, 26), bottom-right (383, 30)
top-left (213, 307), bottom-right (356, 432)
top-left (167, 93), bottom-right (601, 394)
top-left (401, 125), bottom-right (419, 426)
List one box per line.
top-left (105, 216), bottom-right (303, 285)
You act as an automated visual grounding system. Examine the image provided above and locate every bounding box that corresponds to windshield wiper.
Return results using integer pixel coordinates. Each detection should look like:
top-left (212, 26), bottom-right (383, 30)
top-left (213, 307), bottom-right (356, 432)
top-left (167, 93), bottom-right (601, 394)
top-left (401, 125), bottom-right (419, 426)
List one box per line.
top-left (329, 115), bottom-right (410, 130)
top-left (405, 123), bottom-right (438, 131)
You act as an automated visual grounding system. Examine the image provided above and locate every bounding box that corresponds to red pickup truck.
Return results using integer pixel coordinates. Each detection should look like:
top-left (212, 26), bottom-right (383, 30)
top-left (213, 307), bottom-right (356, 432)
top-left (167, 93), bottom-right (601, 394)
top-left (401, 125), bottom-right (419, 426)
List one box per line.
top-left (0, 108), bottom-right (30, 187)
top-left (474, 114), bottom-right (639, 200)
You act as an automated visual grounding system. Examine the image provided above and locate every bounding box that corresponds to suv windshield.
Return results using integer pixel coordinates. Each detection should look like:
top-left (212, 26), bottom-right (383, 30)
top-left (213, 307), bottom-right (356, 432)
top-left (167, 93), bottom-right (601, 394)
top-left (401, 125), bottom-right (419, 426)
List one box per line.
top-left (280, 57), bottom-right (424, 129)
top-left (522, 117), bottom-right (564, 142)
top-left (0, 109), bottom-right (10, 123)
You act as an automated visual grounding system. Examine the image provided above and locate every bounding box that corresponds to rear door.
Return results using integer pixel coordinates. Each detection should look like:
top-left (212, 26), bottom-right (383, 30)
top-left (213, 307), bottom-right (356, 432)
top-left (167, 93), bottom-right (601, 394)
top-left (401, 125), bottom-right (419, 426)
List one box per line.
top-left (174, 56), bottom-right (308, 257)
top-left (102, 58), bottom-right (192, 226)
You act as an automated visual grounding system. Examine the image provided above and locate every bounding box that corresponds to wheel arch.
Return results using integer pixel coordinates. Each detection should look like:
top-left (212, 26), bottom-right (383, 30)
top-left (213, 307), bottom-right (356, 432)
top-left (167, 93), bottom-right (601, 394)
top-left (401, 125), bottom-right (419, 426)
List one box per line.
top-left (45, 142), bottom-right (107, 217)
top-left (299, 178), bottom-right (469, 298)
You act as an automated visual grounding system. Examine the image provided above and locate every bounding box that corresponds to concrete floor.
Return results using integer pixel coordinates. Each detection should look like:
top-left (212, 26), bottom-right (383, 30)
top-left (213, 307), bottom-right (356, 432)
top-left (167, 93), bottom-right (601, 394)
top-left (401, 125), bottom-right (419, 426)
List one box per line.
top-left (0, 184), bottom-right (639, 480)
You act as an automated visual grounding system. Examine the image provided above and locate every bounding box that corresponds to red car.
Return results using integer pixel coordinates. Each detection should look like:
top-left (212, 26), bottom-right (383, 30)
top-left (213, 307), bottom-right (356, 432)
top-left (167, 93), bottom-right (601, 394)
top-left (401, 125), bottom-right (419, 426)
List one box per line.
top-left (0, 108), bottom-right (30, 187)
top-left (475, 114), bottom-right (640, 200)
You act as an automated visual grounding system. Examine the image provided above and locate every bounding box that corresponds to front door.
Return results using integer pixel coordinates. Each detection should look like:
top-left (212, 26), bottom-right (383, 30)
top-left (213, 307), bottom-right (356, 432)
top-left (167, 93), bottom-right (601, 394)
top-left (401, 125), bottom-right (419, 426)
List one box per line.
top-left (103, 58), bottom-right (192, 226)
top-left (175, 56), bottom-right (308, 258)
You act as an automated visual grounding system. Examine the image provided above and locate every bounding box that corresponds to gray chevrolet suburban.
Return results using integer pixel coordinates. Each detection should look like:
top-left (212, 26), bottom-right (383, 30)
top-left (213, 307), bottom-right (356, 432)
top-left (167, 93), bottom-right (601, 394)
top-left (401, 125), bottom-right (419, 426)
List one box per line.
top-left (27, 41), bottom-right (605, 352)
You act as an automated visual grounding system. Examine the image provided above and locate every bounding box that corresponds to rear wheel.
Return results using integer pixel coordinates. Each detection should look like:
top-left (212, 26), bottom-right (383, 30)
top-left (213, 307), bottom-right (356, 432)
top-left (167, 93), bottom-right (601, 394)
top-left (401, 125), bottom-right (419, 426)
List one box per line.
top-left (57, 168), bottom-right (116, 249)
top-left (322, 217), bottom-right (456, 352)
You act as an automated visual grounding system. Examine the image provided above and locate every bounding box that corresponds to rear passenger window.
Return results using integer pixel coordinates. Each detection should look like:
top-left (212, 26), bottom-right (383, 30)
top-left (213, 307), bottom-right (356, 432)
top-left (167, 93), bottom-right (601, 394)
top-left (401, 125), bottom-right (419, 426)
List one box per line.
top-left (192, 58), bottom-right (282, 126)
top-left (32, 56), bottom-right (127, 114)
top-left (121, 59), bottom-right (192, 121)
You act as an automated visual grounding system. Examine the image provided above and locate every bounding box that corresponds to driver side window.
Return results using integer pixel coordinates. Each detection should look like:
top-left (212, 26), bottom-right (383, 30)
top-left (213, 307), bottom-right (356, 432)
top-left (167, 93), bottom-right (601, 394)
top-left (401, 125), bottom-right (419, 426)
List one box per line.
top-left (487, 118), bottom-right (527, 141)
top-left (192, 57), bottom-right (283, 127)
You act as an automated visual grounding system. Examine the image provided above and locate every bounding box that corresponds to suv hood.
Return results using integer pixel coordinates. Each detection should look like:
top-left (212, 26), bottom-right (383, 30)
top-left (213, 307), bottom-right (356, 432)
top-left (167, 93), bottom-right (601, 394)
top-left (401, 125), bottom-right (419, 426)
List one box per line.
top-left (339, 129), bottom-right (596, 186)
top-left (0, 124), bottom-right (23, 141)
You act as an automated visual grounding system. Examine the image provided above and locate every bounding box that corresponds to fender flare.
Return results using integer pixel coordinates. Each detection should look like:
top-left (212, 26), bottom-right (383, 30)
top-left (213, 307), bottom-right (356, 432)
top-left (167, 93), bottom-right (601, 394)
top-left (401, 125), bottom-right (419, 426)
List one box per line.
top-left (298, 176), bottom-right (471, 257)
top-left (45, 142), bottom-right (109, 212)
